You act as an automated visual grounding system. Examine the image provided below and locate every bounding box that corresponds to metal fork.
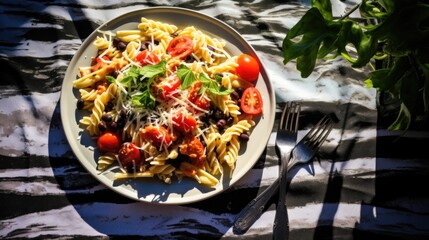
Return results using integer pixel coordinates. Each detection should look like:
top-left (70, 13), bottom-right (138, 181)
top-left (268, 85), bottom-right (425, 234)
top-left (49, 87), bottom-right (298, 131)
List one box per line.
top-left (273, 114), bottom-right (334, 239)
top-left (233, 102), bottom-right (300, 234)
top-left (273, 102), bottom-right (301, 239)
top-left (287, 114), bottom-right (334, 172)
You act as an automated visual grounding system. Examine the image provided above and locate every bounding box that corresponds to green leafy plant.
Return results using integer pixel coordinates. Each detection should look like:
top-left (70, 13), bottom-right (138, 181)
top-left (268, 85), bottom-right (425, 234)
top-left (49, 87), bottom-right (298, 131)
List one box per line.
top-left (282, 0), bottom-right (429, 130)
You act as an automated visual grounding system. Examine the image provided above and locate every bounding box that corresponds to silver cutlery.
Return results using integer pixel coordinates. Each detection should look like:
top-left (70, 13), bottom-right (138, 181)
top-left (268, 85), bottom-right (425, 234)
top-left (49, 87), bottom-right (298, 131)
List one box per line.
top-left (233, 102), bottom-right (300, 234)
top-left (233, 112), bottom-right (334, 235)
top-left (273, 114), bottom-right (334, 239)
top-left (273, 102), bottom-right (301, 240)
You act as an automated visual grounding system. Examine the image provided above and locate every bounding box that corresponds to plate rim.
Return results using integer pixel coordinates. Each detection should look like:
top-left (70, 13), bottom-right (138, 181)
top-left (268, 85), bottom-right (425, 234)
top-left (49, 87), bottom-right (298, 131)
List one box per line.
top-left (60, 6), bottom-right (276, 204)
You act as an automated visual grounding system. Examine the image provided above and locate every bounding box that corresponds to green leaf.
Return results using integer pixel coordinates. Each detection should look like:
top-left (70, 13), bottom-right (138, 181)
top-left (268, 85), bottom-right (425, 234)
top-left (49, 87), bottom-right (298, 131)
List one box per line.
top-left (282, 7), bottom-right (341, 77)
top-left (177, 64), bottom-right (196, 89)
top-left (132, 90), bottom-right (156, 109)
top-left (368, 4), bottom-right (429, 56)
top-left (337, 20), bottom-right (378, 68)
top-left (282, 7), bottom-right (377, 77)
top-left (420, 62), bottom-right (429, 111)
top-left (127, 66), bottom-right (140, 81)
top-left (281, 0), bottom-right (429, 129)
top-left (138, 59), bottom-right (167, 80)
top-left (214, 74), bottom-right (223, 83)
top-left (311, 0), bottom-right (333, 20)
top-left (388, 102), bottom-right (411, 130)
top-left (400, 62), bottom-right (422, 116)
top-left (369, 56), bottom-right (410, 91)
top-left (105, 76), bottom-right (116, 84)
top-left (359, 0), bottom-right (388, 19)
top-left (198, 73), bottom-right (233, 95)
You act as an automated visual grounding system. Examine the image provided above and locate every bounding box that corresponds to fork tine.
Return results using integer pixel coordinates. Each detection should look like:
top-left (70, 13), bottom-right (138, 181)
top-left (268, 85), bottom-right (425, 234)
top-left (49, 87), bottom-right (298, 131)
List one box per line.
top-left (278, 103), bottom-right (289, 130)
top-left (292, 104), bottom-right (301, 132)
top-left (304, 115), bottom-right (329, 140)
top-left (288, 103), bottom-right (298, 131)
top-left (281, 102), bottom-right (300, 131)
top-left (308, 118), bottom-right (334, 149)
top-left (312, 120), bottom-right (334, 150)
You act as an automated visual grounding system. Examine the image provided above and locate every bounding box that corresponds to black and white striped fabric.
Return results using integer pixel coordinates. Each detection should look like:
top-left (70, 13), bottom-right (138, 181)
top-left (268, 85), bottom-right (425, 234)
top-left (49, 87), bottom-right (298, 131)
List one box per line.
top-left (1, 0), bottom-right (429, 239)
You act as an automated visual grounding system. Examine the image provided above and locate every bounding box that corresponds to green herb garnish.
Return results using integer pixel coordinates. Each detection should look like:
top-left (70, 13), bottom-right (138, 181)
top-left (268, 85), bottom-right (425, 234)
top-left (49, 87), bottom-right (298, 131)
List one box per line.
top-left (177, 64), bottom-right (197, 89)
top-left (122, 60), bottom-right (167, 109)
top-left (177, 64), bottom-right (233, 95)
top-left (199, 73), bottom-right (233, 95)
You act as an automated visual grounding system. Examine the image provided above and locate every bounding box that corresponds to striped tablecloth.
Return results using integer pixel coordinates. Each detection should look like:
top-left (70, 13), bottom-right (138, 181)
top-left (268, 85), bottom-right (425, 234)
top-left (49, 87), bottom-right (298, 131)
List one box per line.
top-left (1, 1), bottom-right (429, 239)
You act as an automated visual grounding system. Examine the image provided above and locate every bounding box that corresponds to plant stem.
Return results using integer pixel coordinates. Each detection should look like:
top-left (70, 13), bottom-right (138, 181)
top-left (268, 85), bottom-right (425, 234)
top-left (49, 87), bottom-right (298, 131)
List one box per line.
top-left (340, 3), bottom-right (361, 20)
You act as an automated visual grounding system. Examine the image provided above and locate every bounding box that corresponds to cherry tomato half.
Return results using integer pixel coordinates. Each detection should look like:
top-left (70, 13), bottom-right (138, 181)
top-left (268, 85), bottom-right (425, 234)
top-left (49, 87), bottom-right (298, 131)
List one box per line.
top-left (97, 132), bottom-right (121, 152)
top-left (154, 75), bottom-right (181, 100)
top-left (172, 112), bottom-right (197, 134)
top-left (240, 87), bottom-right (263, 115)
top-left (140, 125), bottom-right (172, 147)
top-left (135, 50), bottom-right (160, 66)
top-left (118, 142), bottom-right (141, 171)
top-left (236, 54), bottom-right (260, 82)
top-left (167, 35), bottom-right (193, 59)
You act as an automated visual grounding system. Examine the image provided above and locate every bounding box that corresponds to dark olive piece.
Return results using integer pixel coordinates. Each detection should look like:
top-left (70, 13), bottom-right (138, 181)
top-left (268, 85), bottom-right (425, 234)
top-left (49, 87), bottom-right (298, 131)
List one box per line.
top-left (117, 42), bottom-right (127, 51)
top-left (214, 110), bottom-right (224, 120)
top-left (98, 122), bottom-right (107, 132)
top-left (101, 113), bottom-right (112, 123)
top-left (216, 119), bottom-right (227, 130)
top-left (77, 99), bottom-right (84, 110)
top-left (239, 133), bottom-right (250, 142)
top-left (112, 37), bottom-right (121, 47)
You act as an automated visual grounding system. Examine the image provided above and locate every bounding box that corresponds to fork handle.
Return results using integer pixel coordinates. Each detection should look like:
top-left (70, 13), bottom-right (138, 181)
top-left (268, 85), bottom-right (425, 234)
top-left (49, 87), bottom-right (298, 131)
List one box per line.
top-left (233, 177), bottom-right (280, 234)
top-left (273, 153), bottom-right (290, 240)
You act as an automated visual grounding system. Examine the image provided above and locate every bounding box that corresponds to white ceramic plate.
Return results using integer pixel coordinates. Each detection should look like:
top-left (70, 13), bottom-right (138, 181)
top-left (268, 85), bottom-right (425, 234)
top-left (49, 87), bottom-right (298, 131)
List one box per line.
top-left (60, 7), bottom-right (275, 204)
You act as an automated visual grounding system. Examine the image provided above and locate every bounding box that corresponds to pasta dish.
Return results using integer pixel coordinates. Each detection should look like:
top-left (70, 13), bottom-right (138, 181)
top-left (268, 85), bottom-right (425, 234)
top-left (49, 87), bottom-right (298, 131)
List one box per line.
top-left (72, 17), bottom-right (264, 188)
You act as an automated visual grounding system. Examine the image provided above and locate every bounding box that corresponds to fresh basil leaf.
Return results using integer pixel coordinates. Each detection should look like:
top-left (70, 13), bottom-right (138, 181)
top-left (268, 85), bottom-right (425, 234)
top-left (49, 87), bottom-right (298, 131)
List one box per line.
top-left (131, 91), bottom-right (156, 109)
top-left (138, 59), bottom-right (167, 80)
top-left (177, 64), bottom-right (196, 89)
top-left (198, 73), bottom-right (233, 95)
top-left (127, 66), bottom-right (140, 80)
top-left (106, 76), bottom-right (116, 84)
top-left (214, 74), bottom-right (223, 83)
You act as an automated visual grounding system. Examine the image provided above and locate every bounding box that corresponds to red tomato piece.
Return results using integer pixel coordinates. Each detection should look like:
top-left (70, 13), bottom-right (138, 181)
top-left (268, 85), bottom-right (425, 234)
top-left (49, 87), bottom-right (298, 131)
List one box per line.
top-left (140, 125), bottom-right (172, 147)
top-left (172, 112), bottom-right (197, 134)
top-left (118, 142), bottom-right (141, 170)
top-left (179, 135), bottom-right (206, 168)
top-left (187, 81), bottom-right (210, 110)
top-left (167, 35), bottom-right (193, 59)
top-left (97, 132), bottom-right (120, 152)
top-left (154, 75), bottom-right (181, 100)
top-left (192, 96), bottom-right (210, 111)
top-left (236, 54), bottom-right (260, 82)
top-left (240, 87), bottom-right (263, 115)
top-left (91, 55), bottom-right (110, 72)
top-left (135, 50), bottom-right (160, 66)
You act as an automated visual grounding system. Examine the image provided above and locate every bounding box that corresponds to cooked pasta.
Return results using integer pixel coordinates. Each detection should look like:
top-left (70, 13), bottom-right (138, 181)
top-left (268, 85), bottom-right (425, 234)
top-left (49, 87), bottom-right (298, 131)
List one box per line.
top-left (97, 152), bottom-right (117, 170)
top-left (72, 17), bottom-right (263, 188)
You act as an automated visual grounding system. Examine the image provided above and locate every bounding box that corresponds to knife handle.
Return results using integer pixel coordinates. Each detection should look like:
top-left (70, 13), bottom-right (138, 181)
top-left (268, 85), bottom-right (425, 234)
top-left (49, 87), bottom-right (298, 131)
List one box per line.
top-left (233, 177), bottom-right (280, 234)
